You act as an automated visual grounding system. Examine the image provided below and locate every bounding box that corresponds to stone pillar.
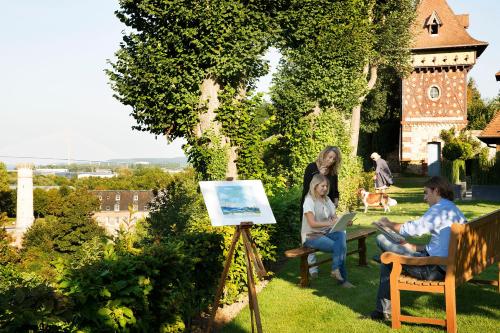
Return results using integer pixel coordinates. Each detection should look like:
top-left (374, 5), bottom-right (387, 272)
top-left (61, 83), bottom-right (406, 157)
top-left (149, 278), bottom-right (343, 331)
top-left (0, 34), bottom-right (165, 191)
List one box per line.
top-left (16, 163), bottom-right (34, 230)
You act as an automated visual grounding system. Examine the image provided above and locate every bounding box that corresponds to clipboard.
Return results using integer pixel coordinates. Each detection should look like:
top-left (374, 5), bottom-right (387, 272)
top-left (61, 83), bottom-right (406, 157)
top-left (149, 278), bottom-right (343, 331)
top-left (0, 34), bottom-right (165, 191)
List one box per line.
top-left (330, 212), bottom-right (357, 232)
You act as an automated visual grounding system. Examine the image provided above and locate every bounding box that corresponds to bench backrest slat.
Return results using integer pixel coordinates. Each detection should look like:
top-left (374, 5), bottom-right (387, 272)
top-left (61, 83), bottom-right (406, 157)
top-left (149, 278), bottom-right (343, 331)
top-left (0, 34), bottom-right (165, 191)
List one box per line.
top-left (449, 209), bottom-right (500, 285)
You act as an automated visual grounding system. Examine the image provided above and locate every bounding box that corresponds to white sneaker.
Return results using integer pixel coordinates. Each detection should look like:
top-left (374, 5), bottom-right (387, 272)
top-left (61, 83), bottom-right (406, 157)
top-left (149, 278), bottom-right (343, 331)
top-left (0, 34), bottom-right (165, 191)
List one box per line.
top-left (341, 281), bottom-right (355, 288)
top-left (330, 269), bottom-right (343, 282)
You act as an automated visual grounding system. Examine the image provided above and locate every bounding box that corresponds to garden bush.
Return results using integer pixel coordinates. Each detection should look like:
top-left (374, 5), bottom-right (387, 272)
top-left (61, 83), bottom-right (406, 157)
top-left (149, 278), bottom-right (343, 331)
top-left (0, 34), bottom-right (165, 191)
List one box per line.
top-left (0, 228), bottom-right (19, 265)
top-left (267, 186), bottom-right (302, 254)
top-left (471, 149), bottom-right (500, 185)
top-left (0, 264), bottom-right (71, 332)
top-left (55, 232), bottom-right (223, 332)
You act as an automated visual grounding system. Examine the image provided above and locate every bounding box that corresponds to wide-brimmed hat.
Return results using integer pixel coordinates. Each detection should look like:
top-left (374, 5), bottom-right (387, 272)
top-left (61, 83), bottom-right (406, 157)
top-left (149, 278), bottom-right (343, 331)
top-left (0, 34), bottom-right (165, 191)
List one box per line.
top-left (370, 152), bottom-right (381, 160)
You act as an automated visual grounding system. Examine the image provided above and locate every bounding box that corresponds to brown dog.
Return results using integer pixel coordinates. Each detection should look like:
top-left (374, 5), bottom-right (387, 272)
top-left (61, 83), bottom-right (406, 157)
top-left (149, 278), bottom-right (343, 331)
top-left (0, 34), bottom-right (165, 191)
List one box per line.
top-left (357, 189), bottom-right (397, 213)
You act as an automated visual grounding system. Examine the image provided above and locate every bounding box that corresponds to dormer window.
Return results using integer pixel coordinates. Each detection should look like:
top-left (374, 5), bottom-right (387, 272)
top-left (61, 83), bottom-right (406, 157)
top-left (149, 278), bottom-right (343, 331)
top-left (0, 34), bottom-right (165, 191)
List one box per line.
top-left (430, 21), bottom-right (439, 35)
top-left (426, 11), bottom-right (442, 36)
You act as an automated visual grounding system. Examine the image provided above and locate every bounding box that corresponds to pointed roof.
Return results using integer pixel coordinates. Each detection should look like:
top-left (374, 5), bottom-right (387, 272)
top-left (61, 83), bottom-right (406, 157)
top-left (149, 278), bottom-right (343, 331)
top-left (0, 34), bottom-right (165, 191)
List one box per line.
top-left (478, 111), bottom-right (500, 144)
top-left (412, 0), bottom-right (488, 56)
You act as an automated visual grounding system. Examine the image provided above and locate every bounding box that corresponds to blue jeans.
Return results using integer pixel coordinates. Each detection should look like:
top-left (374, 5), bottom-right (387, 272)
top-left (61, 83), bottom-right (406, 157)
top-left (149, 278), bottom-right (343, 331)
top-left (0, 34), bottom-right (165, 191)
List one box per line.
top-left (375, 234), bottom-right (445, 315)
top-left (304, 231), bottom-right (348, 281)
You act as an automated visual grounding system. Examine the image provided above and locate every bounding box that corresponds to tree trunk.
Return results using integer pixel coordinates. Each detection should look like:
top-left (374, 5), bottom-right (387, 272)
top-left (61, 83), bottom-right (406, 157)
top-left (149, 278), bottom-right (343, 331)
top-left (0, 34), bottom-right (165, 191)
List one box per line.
top-left (196, 77), bottom-right (221, 137)
top-left (196, 77), bottom-right (238, 180)
top-left (350, 64), bottom-right (378, 156)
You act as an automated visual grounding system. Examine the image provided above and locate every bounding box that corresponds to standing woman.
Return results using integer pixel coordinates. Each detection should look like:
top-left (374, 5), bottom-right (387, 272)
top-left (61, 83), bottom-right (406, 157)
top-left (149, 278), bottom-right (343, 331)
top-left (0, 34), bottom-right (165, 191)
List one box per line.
top-left (300, 146), bottom-right (342, 278)
top-left (302, 174), bottom-right (354, 287)
top-left (370, 152), bottom-right (393, 193)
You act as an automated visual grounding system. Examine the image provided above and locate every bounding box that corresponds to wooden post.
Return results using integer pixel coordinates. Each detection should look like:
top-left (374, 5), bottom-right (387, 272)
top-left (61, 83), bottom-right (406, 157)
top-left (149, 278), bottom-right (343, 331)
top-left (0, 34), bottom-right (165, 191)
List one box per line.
top-left (206, 222), bottom-right (264, 333)
top-left (358, 237), bottom-right (367, 266)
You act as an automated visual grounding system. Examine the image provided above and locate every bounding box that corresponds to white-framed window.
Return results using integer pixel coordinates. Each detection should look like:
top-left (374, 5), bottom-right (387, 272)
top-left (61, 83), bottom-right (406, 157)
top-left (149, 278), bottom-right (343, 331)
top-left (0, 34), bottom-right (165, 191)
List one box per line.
top-left (115, 194), bottom-right (121, 201)
top-left (133, 193), bottom-right (139, 201)
top-left (98, 195), bottom-right (102, 201)
top-left (428, 85), bottom-right (441, 101)
top-left (114, 203), bottom-right (120, 212)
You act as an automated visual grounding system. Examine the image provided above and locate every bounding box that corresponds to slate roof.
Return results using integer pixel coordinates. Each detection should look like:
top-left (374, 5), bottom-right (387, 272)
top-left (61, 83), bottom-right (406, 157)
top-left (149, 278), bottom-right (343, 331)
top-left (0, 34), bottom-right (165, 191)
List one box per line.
top-left (90, 190), bottom-right (154, 212)
top-left (478, 111), bottom-right (500, 144)
top-left (412, 0), bottom-right (488, 55)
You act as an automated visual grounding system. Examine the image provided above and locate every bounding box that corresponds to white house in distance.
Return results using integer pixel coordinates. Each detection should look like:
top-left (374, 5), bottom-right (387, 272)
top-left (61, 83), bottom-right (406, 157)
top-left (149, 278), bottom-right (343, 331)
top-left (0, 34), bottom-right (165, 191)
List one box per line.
top-left (89, 190), bottom-right (154, 234)
top-left (77, 169), bottom-right (116, 179)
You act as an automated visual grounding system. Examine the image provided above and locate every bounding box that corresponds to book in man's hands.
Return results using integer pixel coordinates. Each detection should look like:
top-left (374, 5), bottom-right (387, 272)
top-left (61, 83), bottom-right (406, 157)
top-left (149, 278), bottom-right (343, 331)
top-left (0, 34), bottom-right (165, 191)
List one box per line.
top-left (372, 221), bottom-right (407, 244)
top-left (329, 212), bottom-right (357, 232)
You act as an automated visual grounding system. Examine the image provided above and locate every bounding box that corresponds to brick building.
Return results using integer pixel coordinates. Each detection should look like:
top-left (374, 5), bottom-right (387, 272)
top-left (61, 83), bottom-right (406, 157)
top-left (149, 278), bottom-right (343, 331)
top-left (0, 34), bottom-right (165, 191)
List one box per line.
top-left (400, 0), bottom-right (488, 173)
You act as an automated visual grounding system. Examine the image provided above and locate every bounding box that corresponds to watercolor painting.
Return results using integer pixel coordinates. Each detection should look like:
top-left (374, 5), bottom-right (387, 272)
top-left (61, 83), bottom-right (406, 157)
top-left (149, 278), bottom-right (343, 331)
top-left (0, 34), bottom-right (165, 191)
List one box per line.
top-left (199, 180), bottom-right (276, 226)
top-left (216, 185), bottom-right (261, 216)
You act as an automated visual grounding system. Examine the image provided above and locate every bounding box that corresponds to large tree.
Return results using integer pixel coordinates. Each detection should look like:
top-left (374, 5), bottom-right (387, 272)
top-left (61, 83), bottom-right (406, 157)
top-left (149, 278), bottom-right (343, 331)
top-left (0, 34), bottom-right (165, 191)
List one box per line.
top-left (271, 0), bottom-right (371, 180)
top-left (467, 78), bottom-right (497, 130)
top-left (108, 0), bottom-right (276, 180)
top-left (357, 66), bottom-right (402, 168)
top-left (349, 0), bottom-right (415, 155)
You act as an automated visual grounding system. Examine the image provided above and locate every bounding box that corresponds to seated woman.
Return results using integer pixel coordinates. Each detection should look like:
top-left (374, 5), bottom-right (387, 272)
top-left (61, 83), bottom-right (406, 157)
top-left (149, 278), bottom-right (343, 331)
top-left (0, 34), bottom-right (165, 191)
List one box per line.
top-left (301, 173), bottom-right (354, 288)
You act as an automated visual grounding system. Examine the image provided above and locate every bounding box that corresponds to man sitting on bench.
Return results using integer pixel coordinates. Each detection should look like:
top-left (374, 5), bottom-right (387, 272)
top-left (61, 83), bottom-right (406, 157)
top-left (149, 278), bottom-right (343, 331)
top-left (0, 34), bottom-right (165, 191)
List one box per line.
top-left (369, 176), bottom-right (466, 320)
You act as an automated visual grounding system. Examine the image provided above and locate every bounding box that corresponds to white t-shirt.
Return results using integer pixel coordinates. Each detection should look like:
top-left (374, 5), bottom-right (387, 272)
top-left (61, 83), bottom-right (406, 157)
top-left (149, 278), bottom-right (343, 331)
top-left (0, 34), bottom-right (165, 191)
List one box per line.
top-left (301, 194), bottom-right (336, 244)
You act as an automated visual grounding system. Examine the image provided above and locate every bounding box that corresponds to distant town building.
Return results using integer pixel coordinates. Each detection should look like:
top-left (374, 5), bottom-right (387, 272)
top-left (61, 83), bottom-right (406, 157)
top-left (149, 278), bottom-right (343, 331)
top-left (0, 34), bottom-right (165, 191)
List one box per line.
top-left (77, 170), bottom-right (116, 179)
top-left (89, 190), bottom-right (154, 234)
top-left (34, 168), bottom-right (69, 175)
top-left (400, 0), bottom-right (488, 173)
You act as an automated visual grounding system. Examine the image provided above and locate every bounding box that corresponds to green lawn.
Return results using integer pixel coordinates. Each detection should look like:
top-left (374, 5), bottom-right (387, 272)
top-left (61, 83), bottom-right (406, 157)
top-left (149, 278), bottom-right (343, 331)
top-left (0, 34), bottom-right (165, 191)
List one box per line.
top-left (221, 177), bottom-right (500, 333)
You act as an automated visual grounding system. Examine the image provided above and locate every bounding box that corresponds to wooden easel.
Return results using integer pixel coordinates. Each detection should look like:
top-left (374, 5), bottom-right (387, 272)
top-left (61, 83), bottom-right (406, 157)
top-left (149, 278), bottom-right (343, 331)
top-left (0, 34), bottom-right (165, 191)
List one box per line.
top-left (206, 222), bottom-right (266, 333)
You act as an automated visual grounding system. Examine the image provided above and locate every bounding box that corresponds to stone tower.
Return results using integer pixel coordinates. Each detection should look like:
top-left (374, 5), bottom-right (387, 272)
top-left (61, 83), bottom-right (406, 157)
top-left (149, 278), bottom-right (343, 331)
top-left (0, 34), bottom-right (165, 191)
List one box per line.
top-left (16, 163), bottom-right (34, 230)
top-left (400, 0), bottom-right (488, 173)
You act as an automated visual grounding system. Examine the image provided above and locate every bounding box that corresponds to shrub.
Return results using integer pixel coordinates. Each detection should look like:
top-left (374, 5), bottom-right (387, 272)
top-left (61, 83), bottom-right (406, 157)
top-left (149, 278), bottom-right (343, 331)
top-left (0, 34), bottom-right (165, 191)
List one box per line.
top-left (0, 265), bottom-right (72, 332)
top-left (55, 233), bottom-right (223, 332)
top-left (0, 228), bottom-right (19, 265)
top-left (440, 128), bottom-right (480, 184)
top-left (471, 149), bottom-right (500, 185)
top-left (267, 186), bottom-right (302, 253)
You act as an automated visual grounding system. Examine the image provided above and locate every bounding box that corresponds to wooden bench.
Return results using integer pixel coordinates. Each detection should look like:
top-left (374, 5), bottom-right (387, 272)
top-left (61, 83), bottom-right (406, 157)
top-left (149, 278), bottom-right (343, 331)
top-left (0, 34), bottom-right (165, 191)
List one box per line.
top-left (381, 208), bottom-right (500, 333)
top-left (284, 228), bottom-right (376, 287)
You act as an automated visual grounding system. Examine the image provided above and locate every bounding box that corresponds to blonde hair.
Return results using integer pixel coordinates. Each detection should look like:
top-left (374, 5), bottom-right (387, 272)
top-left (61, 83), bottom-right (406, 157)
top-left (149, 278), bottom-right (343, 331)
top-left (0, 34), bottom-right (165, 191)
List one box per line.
top-left (309, 173), bottom-right (330, 200)
top-left (316, 146), bottom-right (342, 175)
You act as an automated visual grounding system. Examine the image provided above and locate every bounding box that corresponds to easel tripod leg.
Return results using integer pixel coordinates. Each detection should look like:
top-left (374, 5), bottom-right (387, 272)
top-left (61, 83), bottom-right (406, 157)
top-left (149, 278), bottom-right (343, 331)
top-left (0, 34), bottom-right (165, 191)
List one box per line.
top-left (206, 228), bottom-right (241, 333)
top-left (242, 230), bottom-right (263, 333)
top-left (243, 228), bottom-right (267, 278)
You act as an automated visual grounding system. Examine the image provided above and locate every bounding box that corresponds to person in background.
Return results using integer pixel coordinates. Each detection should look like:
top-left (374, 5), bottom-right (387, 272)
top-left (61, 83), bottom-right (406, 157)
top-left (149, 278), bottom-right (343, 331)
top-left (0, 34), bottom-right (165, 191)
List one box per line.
top-left (369, 176), bottom-right (466, 320)
top-left (302, 173), bottom-right (354, 288)
top-left (300, 146), bottom-right (342, 278)
top-left (371, 152), bottom-right (393, 192)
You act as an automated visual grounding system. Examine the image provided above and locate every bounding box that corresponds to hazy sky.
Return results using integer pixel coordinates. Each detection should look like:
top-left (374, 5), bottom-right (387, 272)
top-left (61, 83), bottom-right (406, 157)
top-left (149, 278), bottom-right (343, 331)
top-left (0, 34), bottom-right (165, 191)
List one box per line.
top-left (0, 0), bottom-right (498, 166)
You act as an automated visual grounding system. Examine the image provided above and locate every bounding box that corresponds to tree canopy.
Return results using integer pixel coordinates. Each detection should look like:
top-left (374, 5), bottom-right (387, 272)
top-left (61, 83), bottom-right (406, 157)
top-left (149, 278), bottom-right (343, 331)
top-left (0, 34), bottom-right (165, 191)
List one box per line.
top-left (467, 78), bottom-right (498, 130)
top-left (107, 0), bottom-right (278, 179)
top-left (108, 0), bottom-right (417, 185)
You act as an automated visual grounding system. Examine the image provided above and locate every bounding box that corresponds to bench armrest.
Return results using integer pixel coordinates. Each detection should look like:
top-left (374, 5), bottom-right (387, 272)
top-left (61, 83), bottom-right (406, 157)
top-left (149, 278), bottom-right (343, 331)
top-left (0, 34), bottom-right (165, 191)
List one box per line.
top-left (381, 252), bottom-right (448, 266)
